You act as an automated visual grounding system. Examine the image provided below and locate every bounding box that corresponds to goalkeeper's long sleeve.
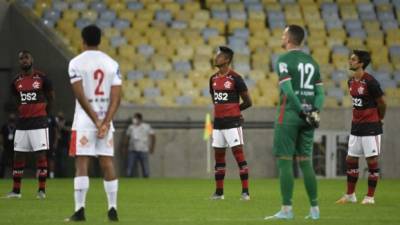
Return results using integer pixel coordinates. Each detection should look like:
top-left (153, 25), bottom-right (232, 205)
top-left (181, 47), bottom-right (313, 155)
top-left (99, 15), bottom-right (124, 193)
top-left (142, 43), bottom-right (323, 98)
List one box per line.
top-left (280, 80), bottom-right (303, 113)
top-left (313, 85), bottom-right (325, 111)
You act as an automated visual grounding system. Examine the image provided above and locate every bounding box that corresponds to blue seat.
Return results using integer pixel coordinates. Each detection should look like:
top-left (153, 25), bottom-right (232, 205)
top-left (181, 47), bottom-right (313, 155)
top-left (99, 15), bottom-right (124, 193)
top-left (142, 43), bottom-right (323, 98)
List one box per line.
top-left (246, 3), bottom-right (263, 12)
top-left (233, 28), bottom-right (250, 40)
top-left (382, 20), bottom-right (398, 32)
top-left (127, 71), bottom-right (145, 80)
top-left (53, 1), bottom-right (69, 11)
top-left (76, 18), bottom-right (92, 29)
top-left (155, 10), bottom-right (172, 23)
top-left (90, 2), bottom-right (107, 12)
top-left (144, 87), bottom-right (161, 98)
top-left (71, 2), bottom-right (87, 11)
top-left (100, 10), bottom-right (117, 21)
top-left (202, 28), bottom-right (219, 41)
top-left (110, 36), bottom-right (127, 48)
top-left (331, 70), bottom-right (348, 82)
top-left (171, 21), bottom-right (188, 30)
top-left (114, 19), bottom-right (131, 30)
top-left (348, 29), bottom-right (367, 39)
top-left (212, 10), bottom-right (229, 22)
top-left (230, 10), bottom-right (247, 20)
top-left (174, 61), bottom-right (192, 73)
top-left (176, 96), bottom-right (193, 105)
top-left (127, 1), bottom-right (144, 11)
top-left (137, 44), bottom-right (155, 58)
top-left (43, 9), bottom-right (61, 21)
top-left (96, 19), bottom-right (112, 29)
top-left (148, 71), bottom-right (166, 80)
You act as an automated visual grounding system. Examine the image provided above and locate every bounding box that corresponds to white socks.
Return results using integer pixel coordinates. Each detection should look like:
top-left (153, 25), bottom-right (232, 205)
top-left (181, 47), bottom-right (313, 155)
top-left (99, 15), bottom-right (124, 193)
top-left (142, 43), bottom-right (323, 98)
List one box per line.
top-left (104, 179), bottom-right (118, 210)
top-left (74, 176), bottom-right (89, 212)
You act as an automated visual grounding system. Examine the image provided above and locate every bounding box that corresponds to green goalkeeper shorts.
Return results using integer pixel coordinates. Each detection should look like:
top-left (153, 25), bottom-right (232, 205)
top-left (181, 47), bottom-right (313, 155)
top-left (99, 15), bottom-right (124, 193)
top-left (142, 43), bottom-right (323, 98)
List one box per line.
top-left (273, 123), bottom-right (315, 157)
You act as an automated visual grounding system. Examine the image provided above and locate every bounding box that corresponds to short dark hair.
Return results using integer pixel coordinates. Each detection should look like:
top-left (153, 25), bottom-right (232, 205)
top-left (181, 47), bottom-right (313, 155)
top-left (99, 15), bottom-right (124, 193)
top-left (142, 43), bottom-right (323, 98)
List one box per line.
top-left (18, 50), bottom-right (31, 56)
top-left (218, 46), bottom-right (234, 63)
top-left (81, 25), bottom-right (101, 47)
top-left (134, 113), bottom-right (143, 120)
top-left (287, 24), bottom-right (305, 46)
top-left (353, 50), bottom-right (371, 70)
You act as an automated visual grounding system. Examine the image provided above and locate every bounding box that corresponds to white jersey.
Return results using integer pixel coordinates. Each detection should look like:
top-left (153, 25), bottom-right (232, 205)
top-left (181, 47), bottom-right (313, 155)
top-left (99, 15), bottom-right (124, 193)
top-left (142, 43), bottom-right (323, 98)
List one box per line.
top-left (68, 50), bottom-right (122, 131)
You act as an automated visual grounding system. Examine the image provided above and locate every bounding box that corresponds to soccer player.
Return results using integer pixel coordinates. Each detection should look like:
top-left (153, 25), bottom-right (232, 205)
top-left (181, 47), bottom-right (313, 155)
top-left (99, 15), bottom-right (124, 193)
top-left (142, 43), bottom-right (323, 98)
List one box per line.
top-left (265, 25), bottom-right (325, 220)
top-left (209, 46), bottom-right (252, 200)
top-left (336, 50), bottom-right (386, 205)
top-left (66, 25), bottom-right (122, 222)
top-left (6, 50), bottom-right (54, 199)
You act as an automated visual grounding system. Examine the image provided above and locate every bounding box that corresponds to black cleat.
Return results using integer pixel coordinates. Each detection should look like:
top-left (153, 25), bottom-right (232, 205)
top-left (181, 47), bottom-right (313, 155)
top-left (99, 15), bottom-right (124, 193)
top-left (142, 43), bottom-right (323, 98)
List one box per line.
top-left (108, 207), bottom-right (119, 222)
top-left (65, 207), bottom-right (85, 222)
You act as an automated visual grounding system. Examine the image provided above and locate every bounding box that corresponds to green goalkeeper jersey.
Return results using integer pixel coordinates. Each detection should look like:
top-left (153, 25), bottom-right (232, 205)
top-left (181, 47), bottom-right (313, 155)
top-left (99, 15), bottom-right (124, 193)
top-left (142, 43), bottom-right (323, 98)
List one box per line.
top-left (274, 50), bottom-right (324, 125)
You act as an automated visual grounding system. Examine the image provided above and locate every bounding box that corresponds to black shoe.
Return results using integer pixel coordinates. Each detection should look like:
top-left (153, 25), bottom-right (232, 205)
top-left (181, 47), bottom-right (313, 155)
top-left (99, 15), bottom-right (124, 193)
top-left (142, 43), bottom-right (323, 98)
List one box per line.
top-left (108, 207), bottom-right (119, 222)
top-left (65, 207), bottom-right (85, 222)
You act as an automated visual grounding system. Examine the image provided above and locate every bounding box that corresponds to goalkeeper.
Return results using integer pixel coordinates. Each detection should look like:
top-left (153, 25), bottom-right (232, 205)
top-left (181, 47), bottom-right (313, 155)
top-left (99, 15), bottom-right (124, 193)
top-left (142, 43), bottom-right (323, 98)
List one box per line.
top-left (265, 25), bottom-right (325, 220)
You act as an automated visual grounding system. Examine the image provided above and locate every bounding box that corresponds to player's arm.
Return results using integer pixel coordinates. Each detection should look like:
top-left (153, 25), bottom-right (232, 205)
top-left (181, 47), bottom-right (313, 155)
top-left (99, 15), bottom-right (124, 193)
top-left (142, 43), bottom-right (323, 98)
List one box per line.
top-left (376, 97), bottom-right (386, 120)
top-left (234, 75), bottom-right (252, 111)
top-left (71, 81), bottom-right (100, 126)
top-left (43, 75), bottom-right (55, 114)
top-left (239, 91), bottom-right (252, 111)
top-left (368, 78), bottom-right (386, 120)
top-left (101, 85), bottom-right (121, 129)
top-left (209, 76), bottom-right (214, 103)
top-left (313, 74), bottom-right (325, 111)
top-left (276, 60), bottom-right (302, 113)
top-left (149, 133), bottom-right (156, 154)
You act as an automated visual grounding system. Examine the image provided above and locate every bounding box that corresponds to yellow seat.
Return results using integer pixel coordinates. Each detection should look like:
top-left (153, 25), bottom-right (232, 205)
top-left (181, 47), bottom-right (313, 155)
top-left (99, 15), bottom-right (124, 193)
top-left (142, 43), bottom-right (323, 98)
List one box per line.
top-left (136, 11), bottom-right (154, 21)
top-left (153, 58), bottom-right (173, 71)
top-left (193, 57), bottom-right (212, 72)
top-left (176, 45), bottom-right (194, 59)
top-left (146, 2), bottom-right (163, 12)
top-left (183, 2), bottom-right (201, 13)
top-left (248, 38), bottom-right (266, 52)
top-left (118, 9), bottom-right (136, 21)
top-left (193, 96), bottom-right (210, 106)
top-left (62, 10), bottom-right (79, 21)
top-left (208, 19), bottom-right (226, 34)
top-left (227, 20), bottom-right (246, 34)
top-left (174, 11), bottom-right (192, 22)
top-left (248, 11), bottom-right (266, 21)
top-left (109, 2), bottom-right (125, 12)
top-left (175, 79), bottom-right (194, 90)
top-left (136, 78), bottom-right (155, 90)
top-left (153, 96), bottom-right (177, 107)
top-left (208, 36), bottom-right (226, 47)
top-left (324, 96), bottom-right (339, 108)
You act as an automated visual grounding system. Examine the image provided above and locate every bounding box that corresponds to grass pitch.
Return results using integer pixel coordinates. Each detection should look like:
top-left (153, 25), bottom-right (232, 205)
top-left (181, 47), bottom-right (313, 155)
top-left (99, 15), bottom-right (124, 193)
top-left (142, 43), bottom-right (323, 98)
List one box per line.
top-left (0, 178), bottom-right (399, 225)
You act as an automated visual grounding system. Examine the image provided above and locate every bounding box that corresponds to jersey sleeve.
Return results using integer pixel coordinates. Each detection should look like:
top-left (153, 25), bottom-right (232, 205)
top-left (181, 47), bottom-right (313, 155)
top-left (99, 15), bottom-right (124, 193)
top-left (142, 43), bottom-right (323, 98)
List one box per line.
top-left (234, 75), bottom-right (248, 92)
top-left (209, 75), bottom-right (214, 96)
top-left (68, 60), bottom-right (82, 84)
top-left (314, 65), bottom-right (323, 86)
top-left (112, 65), bottom-right (122, 86)
top-left (368, 78), bottom-right (384, 99)
top-left (147, 124), bottom-right (155, 135)
top-left (275, 56), bottom-right (291, 84)
top-left (126, 126), bottom-right (132, 136)
top-left (42, 75), bottom-right (53, 92)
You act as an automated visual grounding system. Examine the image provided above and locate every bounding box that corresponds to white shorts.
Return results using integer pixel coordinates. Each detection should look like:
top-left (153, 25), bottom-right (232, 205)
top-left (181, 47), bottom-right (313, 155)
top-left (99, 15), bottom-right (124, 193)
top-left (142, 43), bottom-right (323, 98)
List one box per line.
top-left (348, 134), bottom-right (381, 158)
top-left (212, 127), bottom-right (244, 148)
top-left (14, 128), bottom-right (49, 152)
top-left (69, 130), bottom-right (114, 157)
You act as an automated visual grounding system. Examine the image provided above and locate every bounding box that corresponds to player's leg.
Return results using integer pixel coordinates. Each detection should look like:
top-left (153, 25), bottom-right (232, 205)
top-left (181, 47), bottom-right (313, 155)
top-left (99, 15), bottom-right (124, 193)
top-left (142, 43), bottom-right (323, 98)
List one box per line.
top-left (141, 152), bottom-right (150, 178)
top-left (29, 128), bottom-right (50, 198)
top-left (265, 124), bottom-right (296, 220)
top-left (225, 127), bottom-right (249, 199)
top-left (7, 129), bottom-right (30, 198)
top-left (35, 150), bottom-right (48, 198)
top-left (211, 129), bottom-right (227, 199)
top-left (97, 131), bottom-right (118, 221)
top-left (337, 135), bottom-right (362, 203)
top-left (296, 128), bottom-right (319, 219)
top-left (66, 130), bottom-right (94, 221)
top-left (8, 151), bottom-right (26, 198)
top-left (361, 135), bottom-right (380, 204)
top-left (126, 151), bottom-right (134, 177)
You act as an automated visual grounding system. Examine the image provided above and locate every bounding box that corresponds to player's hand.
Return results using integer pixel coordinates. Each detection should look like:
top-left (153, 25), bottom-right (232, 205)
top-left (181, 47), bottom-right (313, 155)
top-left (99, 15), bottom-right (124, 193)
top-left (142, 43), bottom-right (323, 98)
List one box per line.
top-left (97, 122), bottom-right (110, 139)
top-left (299, 109), bottom-right (320, 128)
top-left (239, 115), bottom-right (244, 125)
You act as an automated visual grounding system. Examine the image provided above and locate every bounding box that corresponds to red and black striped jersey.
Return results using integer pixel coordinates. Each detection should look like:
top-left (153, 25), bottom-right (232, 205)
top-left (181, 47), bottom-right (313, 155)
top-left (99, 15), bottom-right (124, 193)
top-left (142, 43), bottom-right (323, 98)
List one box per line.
top-left (348, 72), bottom-right (383, 136)
top-left (209, 70), bottom-right (247, 129)
top-left (11, 70), bottom-right (53, 130)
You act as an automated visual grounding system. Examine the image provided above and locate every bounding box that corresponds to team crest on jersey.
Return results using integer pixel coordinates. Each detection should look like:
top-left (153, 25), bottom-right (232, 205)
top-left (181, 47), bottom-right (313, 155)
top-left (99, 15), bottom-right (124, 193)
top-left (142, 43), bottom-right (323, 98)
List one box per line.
top-left (79, 136), bottom-right (89, 147)
top-left (357, 86), bottom-right (364, 95)
top-left (32, 81), bottom-right (40, 89)
top-left (213, 82), bottom-right (217, 87)
top-left (224, 80), bottom-right (232, 89)
top-left (18, 84), bottom-right (23, 90)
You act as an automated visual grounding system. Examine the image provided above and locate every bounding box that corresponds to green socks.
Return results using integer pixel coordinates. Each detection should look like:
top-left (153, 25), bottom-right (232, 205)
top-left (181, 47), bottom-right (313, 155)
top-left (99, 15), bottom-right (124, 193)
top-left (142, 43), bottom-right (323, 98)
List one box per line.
top-left (299, 160), bottom-right (318, 206)
top-left (278, 159), bottom-right (294, 206)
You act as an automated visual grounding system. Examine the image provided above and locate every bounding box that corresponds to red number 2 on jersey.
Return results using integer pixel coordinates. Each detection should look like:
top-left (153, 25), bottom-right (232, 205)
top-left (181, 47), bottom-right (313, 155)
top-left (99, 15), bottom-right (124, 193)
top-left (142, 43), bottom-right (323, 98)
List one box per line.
top-left (94, 69), bottom-right (104, 95)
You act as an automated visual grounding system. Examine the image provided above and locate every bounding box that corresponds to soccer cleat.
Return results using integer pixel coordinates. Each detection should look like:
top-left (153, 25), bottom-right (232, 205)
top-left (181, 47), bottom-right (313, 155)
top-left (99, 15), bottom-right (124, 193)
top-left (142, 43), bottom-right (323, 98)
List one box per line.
top-left (65, 207), bottom-right (85, 222)
top-left (264, 209), bottom-right (294, 220)
top-left (361, 196), bottom-right (375, 204)
top-left (36, 190), bottom-right (46, 199)
top-left (5, 191), bottom-right (22, 199)
top-left (108, 207), bottom-right (119, 222)
top-left (240, 192), bottom-right (250, 201)
top-left (210, 193), bottom-right (225, 200)
top-left (305, 207), bottom-right (320, 220)
top-left (335, 193), bottom-right (357, 204)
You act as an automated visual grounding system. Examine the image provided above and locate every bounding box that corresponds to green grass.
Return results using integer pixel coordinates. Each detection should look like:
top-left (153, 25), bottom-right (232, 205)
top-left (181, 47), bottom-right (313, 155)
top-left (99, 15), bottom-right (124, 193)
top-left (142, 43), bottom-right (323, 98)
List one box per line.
top-left (0, 178), bottom-right (400, 225)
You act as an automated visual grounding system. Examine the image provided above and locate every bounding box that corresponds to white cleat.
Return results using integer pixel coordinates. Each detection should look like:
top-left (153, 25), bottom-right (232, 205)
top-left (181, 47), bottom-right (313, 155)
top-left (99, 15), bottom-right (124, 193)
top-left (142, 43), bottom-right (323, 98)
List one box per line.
top-left (305, 206), bottom-right (320, 220)
top-left (5, 192), bottom-right (22, 199)
top-left (361, 196), bottom-right (375, 204)
top-left (36, 191), bottom-right (46, 199)
top-left (240, 192), bottom-right (250, 201)
top-left (264, 209), bottom-right (294, 220)
top-left (336, 193), bottom-right (357, 204)
top-left (210, 193), bottom-right (224, 200)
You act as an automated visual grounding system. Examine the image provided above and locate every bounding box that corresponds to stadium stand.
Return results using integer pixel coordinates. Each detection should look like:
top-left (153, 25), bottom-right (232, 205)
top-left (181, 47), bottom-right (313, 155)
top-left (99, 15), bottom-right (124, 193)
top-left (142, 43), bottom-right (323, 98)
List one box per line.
top-left (15, 0), bottom-right (400, 107)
